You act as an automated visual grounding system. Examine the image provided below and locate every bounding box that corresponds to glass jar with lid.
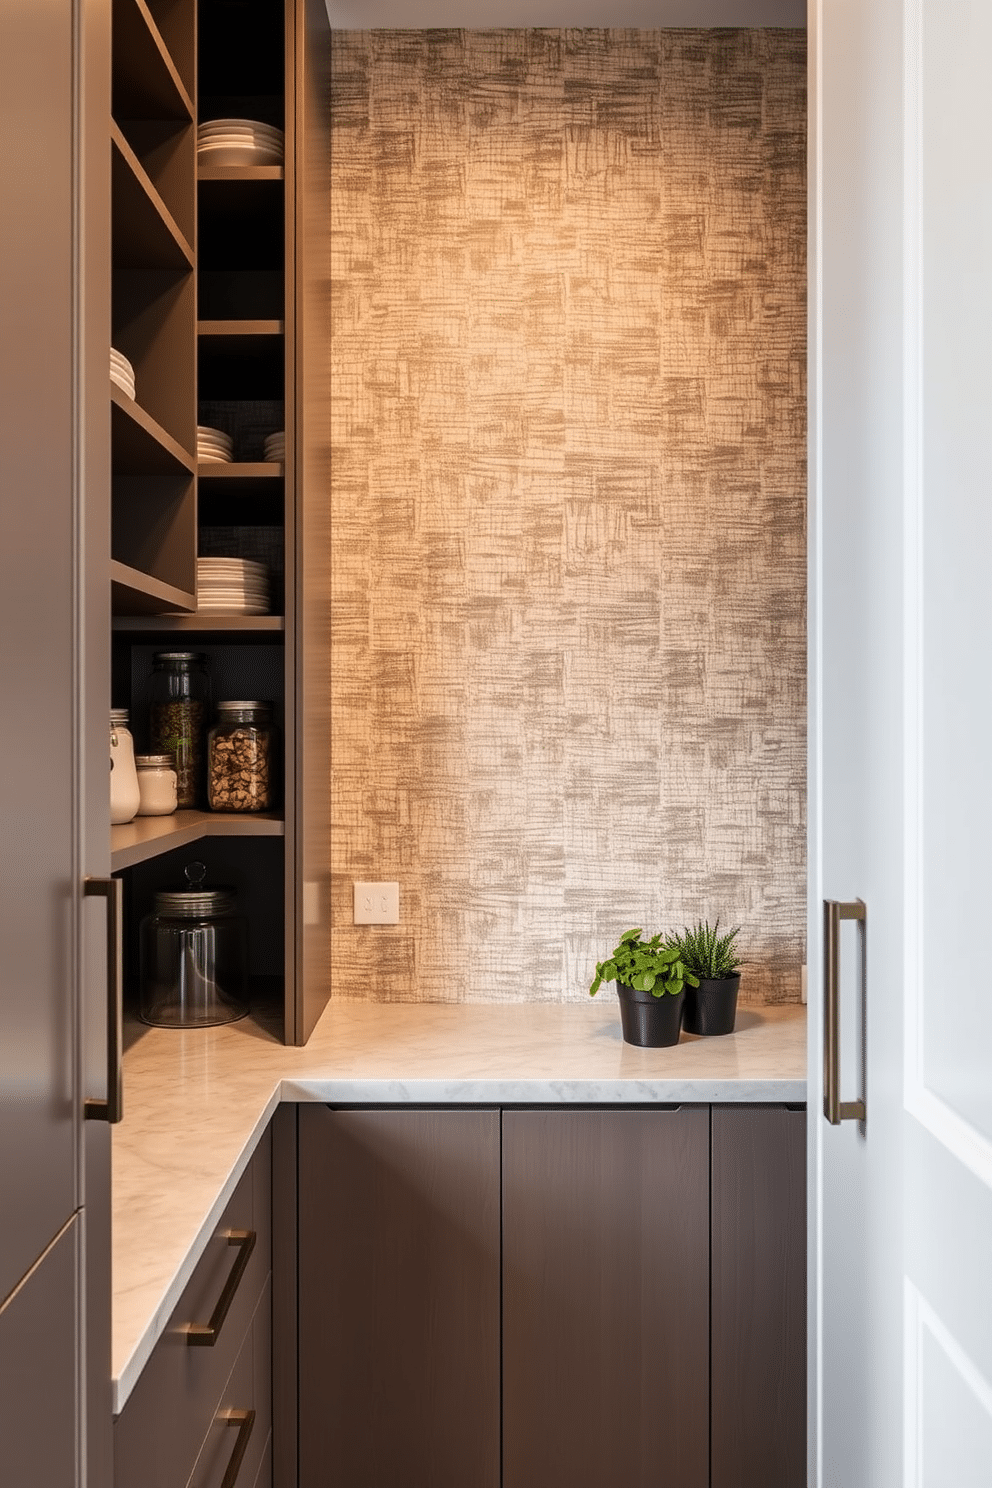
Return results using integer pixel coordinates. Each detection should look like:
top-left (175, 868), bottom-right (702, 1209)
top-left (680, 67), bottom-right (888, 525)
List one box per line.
top-left (110, 708), bottom-right (141, 825)
top-left (135, 754), bottom-right (178, 816)
top-left (148, 652), bottom-right (210, 808)
top-left (139, 862), bottom-right (248, 1027)
top-left (208, 701), bottom-right (278, 812)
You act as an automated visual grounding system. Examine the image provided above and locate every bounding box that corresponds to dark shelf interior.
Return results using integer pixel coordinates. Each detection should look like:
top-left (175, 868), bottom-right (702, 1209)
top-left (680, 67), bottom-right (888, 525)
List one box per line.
top-left (200, 0), bottom-right (285, 104)
top-left (198, 177), bottom-right (285, 270)
top-left (199, 325), bottom-right (284, 399)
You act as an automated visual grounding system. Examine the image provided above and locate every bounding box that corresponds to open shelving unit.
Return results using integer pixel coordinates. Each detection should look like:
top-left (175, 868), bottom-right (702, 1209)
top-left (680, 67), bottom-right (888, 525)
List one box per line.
top-left (108, 0), bottom-right (311, 1042)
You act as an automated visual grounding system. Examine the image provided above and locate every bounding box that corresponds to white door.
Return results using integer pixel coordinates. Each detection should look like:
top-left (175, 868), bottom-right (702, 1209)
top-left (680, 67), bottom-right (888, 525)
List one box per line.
top-left (812, 0), bottom-right (992, 1484)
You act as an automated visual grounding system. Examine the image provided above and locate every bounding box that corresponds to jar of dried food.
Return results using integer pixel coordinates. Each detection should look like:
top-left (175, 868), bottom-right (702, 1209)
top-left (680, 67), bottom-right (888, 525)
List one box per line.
top-left (139, 862), bottom-right (248, 1027)
top-left (109, 708), bottom-right (140, 825)
top-left (208, 701), bottom-right (277, 812)
top-left (148, 652), bottom-right (210, 808)
top-left (135, 754), bottom-right (178, 816)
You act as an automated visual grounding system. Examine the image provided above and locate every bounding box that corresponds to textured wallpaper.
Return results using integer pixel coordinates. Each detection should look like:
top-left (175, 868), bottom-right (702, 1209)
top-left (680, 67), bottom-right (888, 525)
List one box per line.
top-left (329, 28), bottom-right (807, 1004)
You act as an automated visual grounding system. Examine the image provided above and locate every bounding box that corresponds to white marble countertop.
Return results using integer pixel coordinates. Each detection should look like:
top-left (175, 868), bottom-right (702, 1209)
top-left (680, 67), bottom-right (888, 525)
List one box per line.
top-left (112, 997), bottom-right (806, 1413)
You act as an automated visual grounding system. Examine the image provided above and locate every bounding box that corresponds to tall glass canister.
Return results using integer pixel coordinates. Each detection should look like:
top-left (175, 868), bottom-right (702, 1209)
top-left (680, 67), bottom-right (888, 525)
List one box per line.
top-left (139, 862), bottom-right (248, 1027)
top-left (148, 652), bottom-right (210, 808)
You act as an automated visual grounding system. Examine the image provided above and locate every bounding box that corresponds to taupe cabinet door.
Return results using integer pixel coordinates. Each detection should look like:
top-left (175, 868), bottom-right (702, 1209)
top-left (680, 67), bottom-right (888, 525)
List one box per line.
top-left (298, 1107), bottom-right (501, 1488)
top-left (0, 0), bottom-right (79, 1307)
top-left (0, 1217), bottom-right (79, 1487)
top-left (502, 1107), bottom-right (710, 1488)
top-left (711, 1105), bottom-right (806, 1488)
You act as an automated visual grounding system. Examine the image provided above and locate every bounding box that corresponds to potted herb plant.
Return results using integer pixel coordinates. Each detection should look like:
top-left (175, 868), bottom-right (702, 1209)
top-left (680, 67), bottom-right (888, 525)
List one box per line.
top-left (666, 920), bottom-right (742, 1036)
top-left (589, 929), bottom-right (699, 1047)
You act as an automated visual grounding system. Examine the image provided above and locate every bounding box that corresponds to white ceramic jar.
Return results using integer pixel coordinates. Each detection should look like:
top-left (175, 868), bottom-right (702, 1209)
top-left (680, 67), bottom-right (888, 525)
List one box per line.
top-left (135, 754), bottom-right (178, 816)
top-left (110, 709), bottom-right (141, 825)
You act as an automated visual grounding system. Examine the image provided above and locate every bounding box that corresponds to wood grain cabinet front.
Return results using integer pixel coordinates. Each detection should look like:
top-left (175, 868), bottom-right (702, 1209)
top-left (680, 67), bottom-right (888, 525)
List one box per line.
top-left (294, 1104), bottom-right (806, 1488)
top-left (298, 1107), bottom-right (502, 1488)
top-left (114, 1127), bottom-right (271, 1488)
top-left (502, 1107), bottom-right (711, 1488)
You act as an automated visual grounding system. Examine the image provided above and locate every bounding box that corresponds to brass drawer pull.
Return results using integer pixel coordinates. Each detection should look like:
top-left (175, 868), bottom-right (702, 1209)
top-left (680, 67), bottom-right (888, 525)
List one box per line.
top-left (218, 1408), bottom-right (256, 1488)
top-left (186, 1230), bottom-right (257, 1346)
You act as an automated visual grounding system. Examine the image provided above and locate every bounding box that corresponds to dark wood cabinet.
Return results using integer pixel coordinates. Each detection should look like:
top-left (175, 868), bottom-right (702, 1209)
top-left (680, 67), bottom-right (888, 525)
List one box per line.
top-left (297, 1107), bottom-right (502, 1488)
top-left (711, 1104), bottom-right (807, 1488)
top-left (114, 1127), bottom-right (272, 1488)
top-left (295, 1103), bottom-right (806, 1488)
top-left (502, 1107), bottom-right (710, 1488)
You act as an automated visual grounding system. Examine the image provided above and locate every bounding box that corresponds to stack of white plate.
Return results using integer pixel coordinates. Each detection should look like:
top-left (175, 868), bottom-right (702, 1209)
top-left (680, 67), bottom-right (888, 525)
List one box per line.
top-left (197, 425), bottom-right (233, 464)
top-left (197, 557), bottom-right (270, 615)
top-left (263, 430), bottom-right (285, 463)
top-left (110, 348), bottom-right (135, 400)
top-left (197, 119), bottom-right (284, 168)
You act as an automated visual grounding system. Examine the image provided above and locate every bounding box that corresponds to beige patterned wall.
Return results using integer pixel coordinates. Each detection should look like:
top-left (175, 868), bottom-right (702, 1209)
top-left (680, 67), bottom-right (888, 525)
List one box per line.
top-left (330, 27), bottom-right (807, 1004)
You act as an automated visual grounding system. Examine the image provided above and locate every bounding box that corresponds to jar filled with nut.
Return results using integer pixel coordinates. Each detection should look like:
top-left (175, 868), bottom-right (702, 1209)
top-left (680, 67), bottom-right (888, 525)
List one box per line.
top-left (148, 652), bottom-right (210, 809)
top-left (208, 701), bottom-right (277, 812)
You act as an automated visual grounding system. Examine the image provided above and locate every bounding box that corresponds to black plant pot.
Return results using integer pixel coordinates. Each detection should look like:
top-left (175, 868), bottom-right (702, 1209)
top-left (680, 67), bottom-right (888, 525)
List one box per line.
top-left (682, 973), bottom-right (740, 1036)
top-left (616, 982), bottom-right (685, 1048)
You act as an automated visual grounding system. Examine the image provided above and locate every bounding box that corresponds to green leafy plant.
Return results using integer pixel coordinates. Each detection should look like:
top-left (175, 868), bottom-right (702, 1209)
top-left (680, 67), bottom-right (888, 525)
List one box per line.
top-left (589, 929), bottom-right (699, 999)
top-left (666, 919), bottom-right (742, 980)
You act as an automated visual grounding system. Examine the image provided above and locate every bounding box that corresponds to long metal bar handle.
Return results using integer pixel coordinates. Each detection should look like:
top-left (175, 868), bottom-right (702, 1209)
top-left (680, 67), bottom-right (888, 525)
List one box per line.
top-left (823, 898), bottom-right (867, 1125)
top-left (84, 877), bottom-right (123, 1125)
top-left (187, 1230), bottom-right (257, 1346)
top-left (219, 1409), bottom-right (256, 1488)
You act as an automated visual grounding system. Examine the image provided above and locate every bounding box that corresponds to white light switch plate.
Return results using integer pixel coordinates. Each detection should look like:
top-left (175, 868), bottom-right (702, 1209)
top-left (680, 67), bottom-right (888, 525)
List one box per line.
top-left (353, 881), bottom-right (400, 924)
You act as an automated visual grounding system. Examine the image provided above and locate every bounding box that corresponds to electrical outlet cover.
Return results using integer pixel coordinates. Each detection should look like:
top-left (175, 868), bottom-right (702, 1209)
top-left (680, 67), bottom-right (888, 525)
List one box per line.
top-left (353, 881), bottom-right (400, 925)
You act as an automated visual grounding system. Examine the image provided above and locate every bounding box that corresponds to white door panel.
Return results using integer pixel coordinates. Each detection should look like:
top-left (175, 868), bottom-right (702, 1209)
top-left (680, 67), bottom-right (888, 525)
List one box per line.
top-left (815, 0), bottom-right (992, 1481)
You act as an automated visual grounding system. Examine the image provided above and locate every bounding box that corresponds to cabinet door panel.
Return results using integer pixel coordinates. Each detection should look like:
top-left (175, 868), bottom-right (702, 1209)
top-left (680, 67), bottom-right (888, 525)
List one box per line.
top-left (711, 1105), bottom-right (806, 1488)
top-left (502, 1107), bottom-right (710, 1488)
top-left (0, 0), bottom-right (78, 1307)
top-left (0, 1216), bottom-right (79, 1485)
top-left (298, 1107), bottom-right (501, 1488)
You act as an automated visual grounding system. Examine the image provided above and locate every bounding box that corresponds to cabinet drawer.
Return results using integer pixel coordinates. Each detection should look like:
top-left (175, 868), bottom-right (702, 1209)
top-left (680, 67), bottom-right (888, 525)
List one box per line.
top-left (187, 1276), bottom-right (272, 1488)
top-left (115, 1127), bottom-right (271, 1488)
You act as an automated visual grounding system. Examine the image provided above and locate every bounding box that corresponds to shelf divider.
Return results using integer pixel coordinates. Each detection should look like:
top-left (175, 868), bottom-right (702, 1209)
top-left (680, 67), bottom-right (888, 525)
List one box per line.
top-left (112, 809), bottom-right (285, 872)
top-left (112, 122), bottom-right (194, 270)
top-left (112, 614), bottom-right (285, 635)
top-left (197, 165), bottom-right (285, 182)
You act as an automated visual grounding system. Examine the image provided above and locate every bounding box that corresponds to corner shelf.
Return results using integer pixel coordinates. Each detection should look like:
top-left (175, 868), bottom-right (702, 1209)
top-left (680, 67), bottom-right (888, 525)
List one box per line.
top-left (112, 123), bottom-right (194, 271)
top-left (112, 0), bottom-right (194, 122)
top-left (112, 809), bottom-right (285, 872)
top-left (110, 561), bottom-right (196, 617)
top-left (112, 384), bottom-right (195, 475)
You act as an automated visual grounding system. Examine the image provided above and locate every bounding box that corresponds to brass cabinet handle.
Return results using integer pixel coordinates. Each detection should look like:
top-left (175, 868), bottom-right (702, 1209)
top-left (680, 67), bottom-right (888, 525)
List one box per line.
top-left (219, 1408), bottom-right (256, 1488)
top-left (186, 1230), bottom-right (257, 1346)
top-left (823, 899), bottom-right (867, 1125)
top-left (83, 876), bottom-right (123, 1125)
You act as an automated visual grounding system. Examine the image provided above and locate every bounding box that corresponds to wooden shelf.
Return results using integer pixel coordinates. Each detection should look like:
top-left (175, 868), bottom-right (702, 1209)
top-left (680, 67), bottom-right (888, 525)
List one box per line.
top-left (110, 560), bottom-right (195, 616)
top-left (198, 320), bottom-right (284, 337)
top-left (113, 614), bottom-right (285, 635)
top-left (112, 0), bottom-right (194, 122)
top-left (112, 123), bottom-right (194, 270)
top-left (112, 384), bottom-right (195, 475)
top-left (198, 462), bottom-right (283, 479)
top-left (198, 165), bottom-right (285, 182)
top-left (112, 809), bottom-right (285, 871)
